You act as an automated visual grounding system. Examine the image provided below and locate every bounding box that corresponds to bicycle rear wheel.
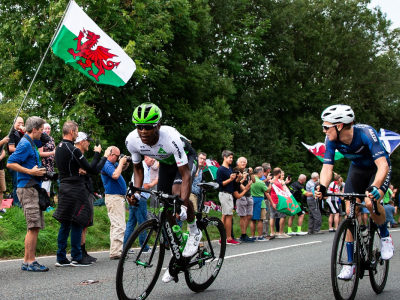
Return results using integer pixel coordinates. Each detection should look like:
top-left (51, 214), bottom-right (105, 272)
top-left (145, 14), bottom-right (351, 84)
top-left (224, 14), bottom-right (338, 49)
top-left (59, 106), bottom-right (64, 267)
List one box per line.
top-left (185, 217), bottom-right (226, 292)
top-left (369, 223), bottom-right (389, 294)
top-left (331, 218), bottom-right (360, 300)
top-left (116, 219), bottom-right (165, 300)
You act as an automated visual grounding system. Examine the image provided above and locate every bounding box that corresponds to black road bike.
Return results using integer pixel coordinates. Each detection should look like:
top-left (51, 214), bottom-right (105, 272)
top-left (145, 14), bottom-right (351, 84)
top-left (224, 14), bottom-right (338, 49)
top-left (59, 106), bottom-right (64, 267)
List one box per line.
top-left (330, 193), bottom-right (389, 300)
top-left (116, 182), bottom-right (226, 300)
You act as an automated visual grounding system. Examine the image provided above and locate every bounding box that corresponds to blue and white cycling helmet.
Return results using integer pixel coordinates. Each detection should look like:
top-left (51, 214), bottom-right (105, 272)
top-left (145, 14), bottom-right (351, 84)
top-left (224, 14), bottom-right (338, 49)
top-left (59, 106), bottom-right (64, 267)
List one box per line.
top-left (321, 105), bottom-right (355, 124)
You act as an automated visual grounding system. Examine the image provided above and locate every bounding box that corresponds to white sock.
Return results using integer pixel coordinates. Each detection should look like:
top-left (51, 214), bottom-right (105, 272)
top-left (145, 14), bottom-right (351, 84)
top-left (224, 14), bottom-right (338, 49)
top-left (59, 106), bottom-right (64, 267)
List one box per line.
top-left (188, 221), bottom-right (198, 235)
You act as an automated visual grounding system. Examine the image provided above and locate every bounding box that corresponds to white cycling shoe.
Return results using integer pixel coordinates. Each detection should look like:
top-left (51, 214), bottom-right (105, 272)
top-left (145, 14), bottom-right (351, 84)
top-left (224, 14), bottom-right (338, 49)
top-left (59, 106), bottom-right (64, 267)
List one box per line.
top-left (381, 235), bottom-right (394, 260)
top-left (338, 265), bottom-right (355, 280)
top-left (162, 268), bottom-right (175, 283)
top-left (182, 230), bottom-right (202, 258)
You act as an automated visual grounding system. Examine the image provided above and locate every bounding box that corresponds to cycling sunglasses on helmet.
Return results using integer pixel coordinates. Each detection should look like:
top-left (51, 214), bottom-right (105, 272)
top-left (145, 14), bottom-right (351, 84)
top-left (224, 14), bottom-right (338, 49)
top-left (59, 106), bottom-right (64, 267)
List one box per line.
top-left (136, 124), bottom-right (158, 131)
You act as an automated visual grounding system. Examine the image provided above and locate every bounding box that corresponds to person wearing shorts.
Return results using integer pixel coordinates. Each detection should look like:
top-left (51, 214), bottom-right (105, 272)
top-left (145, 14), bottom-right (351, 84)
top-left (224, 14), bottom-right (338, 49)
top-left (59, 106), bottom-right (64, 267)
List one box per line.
top-left (287, 174), bottom-right (312, 236)
top-left (250, 167), bottom-right (269, 241)
top-left (126, 103), bottom-right (201, 283)
top-left (7, 116), bottom-right (49, 272)
top-left (216, 150), bottom-right (239, 245)
top-left (326, 174), bottom-right (341, 232)
top-left (233, 167), bottom-right (253, 243)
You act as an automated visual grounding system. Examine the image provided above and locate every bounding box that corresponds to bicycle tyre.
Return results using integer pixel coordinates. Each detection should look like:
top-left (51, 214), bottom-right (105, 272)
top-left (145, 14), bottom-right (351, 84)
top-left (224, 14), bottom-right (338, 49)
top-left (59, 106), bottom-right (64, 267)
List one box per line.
top-left (184, 217), bottom-right (226, 292)
top-left (369, 224), bottom-right (389, 294)
top-left (331, 218), bottom-right (360, 300)
top-left (116, 219), bottom-right (165, 300)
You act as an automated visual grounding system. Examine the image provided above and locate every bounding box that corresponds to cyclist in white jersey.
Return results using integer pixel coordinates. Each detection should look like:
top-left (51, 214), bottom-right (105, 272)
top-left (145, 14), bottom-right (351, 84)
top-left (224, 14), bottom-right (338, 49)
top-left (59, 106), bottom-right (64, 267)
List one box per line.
top-left (125, 102), bottom-right (199, 283)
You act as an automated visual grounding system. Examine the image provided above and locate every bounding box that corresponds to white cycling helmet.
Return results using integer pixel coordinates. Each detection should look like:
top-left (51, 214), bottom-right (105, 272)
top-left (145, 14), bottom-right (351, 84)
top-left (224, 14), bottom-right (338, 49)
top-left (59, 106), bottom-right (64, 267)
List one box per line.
top-left (321, 105), bottom-right (354, 124)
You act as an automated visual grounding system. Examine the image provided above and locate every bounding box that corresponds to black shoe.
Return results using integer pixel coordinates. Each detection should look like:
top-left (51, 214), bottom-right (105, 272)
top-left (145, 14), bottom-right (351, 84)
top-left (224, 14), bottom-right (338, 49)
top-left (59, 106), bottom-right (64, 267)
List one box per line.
top-left (55, 258), bottom-right (71, 267)
top-left (71, 257), bottom-right (93, 267)
top-left (82, 243), bottom-right (97, 263)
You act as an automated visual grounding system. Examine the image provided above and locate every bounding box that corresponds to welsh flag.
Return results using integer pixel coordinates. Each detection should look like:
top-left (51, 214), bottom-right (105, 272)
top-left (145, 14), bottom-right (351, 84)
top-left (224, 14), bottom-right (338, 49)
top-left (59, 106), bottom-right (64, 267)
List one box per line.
top-left (302, 142), bottom-right (344, 162)
top-left (202, 159), bottom-right (220, 180)
top-left (272, 184), bottom-right (301, 216)
top-left (52, 1), bottom-right (136, 87)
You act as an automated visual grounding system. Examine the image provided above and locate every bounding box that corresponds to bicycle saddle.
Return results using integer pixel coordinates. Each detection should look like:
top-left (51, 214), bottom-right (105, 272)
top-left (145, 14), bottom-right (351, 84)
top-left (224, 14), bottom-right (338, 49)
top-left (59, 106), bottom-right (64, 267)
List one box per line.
top-left (197, 182), bottom-right (220, 190)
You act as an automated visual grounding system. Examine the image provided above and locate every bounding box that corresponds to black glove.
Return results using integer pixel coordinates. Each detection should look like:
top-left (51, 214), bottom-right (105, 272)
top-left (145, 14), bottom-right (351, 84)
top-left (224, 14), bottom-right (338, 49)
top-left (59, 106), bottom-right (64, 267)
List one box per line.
top-left (318, 184), bottom-right (327, 198)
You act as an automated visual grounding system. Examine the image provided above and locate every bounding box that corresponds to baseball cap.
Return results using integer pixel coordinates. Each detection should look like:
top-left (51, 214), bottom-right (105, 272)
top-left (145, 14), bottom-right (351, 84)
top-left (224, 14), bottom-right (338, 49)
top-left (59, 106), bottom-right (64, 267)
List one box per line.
top-left (75, 132), bottom-right (94, 143)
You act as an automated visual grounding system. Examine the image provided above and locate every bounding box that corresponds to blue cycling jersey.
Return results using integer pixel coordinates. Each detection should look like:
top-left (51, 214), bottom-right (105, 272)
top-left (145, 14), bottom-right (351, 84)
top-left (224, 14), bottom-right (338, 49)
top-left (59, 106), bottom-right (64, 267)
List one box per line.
top-left (324, 124), bottom-right (390, 168)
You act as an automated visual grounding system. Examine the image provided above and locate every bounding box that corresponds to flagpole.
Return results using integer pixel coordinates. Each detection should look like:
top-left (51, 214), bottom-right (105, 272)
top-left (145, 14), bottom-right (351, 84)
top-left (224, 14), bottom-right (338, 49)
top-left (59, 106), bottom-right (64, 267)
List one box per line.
top-left (4, 0), bottom-right (73, 143)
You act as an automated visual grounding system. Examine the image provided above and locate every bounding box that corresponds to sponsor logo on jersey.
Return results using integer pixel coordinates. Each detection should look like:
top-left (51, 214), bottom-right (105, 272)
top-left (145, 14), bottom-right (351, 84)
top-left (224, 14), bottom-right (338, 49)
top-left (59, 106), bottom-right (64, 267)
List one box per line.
top-left (355, 124), bottom-right (369, 128)
top-left (158, 147), bottom-right (167, 154)
top-left (373, 151), bottom-right (384, 158)
top-left (140, 145), bottom-right (145, 148)
top-left (368, 129), bottom-right (377, 142)
top-left (158, 144), bottom-right (163, 147)
top-left (172, 141), bottom-right (182, 159)
top-left (324, 158), bottom-right (332, 162)
top-left (141, 150), bottom-right (151, 152)
top-left (59, 143), bottom-right (63, 147)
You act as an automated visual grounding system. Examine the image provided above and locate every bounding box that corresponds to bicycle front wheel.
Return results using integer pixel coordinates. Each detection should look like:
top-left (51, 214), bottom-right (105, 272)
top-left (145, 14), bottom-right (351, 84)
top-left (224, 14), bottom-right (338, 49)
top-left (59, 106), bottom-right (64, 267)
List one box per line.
top-left (369, 223), bottom-right (389, 294)
top-left (116, 219), bottom-right (165, 300)
top-left (331, 218), bottom-right (360, 300)
top-left (184, 217), bottom-right (226, 292)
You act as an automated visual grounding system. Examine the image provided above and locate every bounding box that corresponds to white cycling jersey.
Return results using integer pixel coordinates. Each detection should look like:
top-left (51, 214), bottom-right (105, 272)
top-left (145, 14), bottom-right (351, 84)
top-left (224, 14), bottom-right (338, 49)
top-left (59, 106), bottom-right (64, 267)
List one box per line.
top-left (125, 125), bottom-right (188, 166)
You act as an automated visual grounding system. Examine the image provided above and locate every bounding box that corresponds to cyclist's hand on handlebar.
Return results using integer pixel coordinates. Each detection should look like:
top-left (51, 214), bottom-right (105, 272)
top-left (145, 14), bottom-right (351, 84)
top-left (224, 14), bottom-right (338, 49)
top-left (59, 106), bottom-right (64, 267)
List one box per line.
top-left (177, 205), bottom-right (187, 221)
top-left (366, 186), bottom-right (383, 201)
top-left (314, 184), bottom-right (327, 200)
top-left (127, 193), bottom-right (141, 206)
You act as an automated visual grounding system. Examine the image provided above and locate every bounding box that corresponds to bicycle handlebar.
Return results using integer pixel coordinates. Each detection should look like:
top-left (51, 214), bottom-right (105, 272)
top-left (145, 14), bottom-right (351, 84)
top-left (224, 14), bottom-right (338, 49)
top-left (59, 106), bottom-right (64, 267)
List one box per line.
top-left (128, 182), bottom-right (184, 207)
top-left (325, 193), bottom-right (380, 216)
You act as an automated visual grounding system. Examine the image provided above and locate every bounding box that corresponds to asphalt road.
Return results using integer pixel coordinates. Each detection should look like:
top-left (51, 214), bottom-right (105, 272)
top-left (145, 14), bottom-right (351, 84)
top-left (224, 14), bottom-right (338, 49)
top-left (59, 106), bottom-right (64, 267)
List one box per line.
top-left (1, 229), bottom-right (399, 300)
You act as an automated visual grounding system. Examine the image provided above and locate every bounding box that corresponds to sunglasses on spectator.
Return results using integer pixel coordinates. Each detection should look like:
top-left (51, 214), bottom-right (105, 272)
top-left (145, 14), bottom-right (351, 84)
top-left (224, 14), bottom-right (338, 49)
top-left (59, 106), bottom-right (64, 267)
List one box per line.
top-left (136, 124), bottom-right (157, 131)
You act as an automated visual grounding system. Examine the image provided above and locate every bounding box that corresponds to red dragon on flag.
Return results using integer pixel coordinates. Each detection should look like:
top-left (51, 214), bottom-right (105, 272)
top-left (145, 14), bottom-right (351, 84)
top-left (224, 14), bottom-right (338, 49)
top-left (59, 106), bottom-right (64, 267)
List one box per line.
top-left (68, 28), bottom-right (120, 82)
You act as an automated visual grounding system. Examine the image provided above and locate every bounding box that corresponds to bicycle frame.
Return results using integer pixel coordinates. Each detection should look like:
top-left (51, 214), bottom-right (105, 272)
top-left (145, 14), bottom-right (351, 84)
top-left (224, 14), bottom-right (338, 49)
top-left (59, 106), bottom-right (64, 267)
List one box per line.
top-left (132, 185), bottom-right (219, 278)
top-left (329, 193), bottom-right (379, 270)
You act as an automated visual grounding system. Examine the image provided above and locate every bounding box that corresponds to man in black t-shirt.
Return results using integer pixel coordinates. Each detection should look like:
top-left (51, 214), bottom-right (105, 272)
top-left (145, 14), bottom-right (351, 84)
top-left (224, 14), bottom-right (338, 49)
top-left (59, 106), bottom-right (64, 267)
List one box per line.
top-left (288, 174), bottom-right (313, 236)
top-left (7, 117), bottom-right (25, 207)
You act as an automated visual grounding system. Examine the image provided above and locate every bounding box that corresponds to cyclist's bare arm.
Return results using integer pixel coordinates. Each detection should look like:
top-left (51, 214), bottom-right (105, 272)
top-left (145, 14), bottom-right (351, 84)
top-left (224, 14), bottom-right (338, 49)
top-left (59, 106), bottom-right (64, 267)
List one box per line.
top-left (314, 164), bottom-right (333, 198)
top-left (171, 164), bottom-right (194, 222)
top-left (133, 161), bottom-right (145, 191)
top-left (366, 157), bottom-right (389, 201)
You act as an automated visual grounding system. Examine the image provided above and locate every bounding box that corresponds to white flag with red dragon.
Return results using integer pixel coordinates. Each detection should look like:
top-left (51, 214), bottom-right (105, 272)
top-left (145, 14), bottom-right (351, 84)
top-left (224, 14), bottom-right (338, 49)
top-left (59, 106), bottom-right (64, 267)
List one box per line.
top-left (52, 1), bottom-right (136, 87)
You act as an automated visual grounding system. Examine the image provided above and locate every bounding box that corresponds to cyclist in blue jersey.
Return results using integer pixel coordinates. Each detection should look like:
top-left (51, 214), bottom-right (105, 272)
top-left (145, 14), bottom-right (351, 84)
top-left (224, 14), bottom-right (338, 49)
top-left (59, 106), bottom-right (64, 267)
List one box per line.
top-left (315, 104), bottom-right (394, 280)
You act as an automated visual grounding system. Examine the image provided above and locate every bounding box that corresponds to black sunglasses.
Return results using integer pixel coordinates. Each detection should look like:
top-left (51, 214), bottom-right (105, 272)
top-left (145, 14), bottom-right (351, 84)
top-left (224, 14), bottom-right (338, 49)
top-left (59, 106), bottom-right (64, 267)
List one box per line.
top-left (322, 124), bottom-right (336, 131)
top-left (136, 124), bottom-right (157, 131)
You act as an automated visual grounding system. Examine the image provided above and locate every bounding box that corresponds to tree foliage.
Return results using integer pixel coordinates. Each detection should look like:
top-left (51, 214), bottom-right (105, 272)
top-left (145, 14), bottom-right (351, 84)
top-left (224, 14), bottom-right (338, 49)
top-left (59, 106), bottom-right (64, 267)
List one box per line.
top-left (0, 0), bottom-right (399, 187)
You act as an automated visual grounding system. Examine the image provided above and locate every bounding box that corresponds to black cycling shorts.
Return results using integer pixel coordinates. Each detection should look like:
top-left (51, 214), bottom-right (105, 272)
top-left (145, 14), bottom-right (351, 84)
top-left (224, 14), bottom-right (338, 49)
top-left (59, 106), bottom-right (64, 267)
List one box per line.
top-left (326, 198), bottom-right (339, 214)
top-left (157, 138), bottom-right (198, 195)
top-left (344, 163), bottom-right (392, 195)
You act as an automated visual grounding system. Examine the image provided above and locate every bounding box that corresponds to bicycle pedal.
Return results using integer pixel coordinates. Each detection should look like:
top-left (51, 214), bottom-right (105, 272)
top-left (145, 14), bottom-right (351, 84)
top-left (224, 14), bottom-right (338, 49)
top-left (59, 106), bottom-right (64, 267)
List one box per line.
top-left (173, 276), bottom-right (179, 283)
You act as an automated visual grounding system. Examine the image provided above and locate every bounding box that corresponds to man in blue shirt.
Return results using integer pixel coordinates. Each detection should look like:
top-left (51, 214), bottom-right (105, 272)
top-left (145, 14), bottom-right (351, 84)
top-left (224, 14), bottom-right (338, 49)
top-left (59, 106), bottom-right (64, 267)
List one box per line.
top-left (124, 156), bottom-right (157, 253)
top-left (216, 150), bottom-right (239, 245)
top-left (7, 116), bottom-right (48, 272)
top-left (384, 201), bottom-right (397, 227)
top-left (101, 146), bottom-right (130, 259)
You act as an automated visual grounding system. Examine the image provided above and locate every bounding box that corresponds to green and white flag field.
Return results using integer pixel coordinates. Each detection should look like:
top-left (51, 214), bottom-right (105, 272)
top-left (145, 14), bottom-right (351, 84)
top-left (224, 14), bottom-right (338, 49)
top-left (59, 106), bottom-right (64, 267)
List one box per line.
top-left (52, 1), bottom-right (136, 86)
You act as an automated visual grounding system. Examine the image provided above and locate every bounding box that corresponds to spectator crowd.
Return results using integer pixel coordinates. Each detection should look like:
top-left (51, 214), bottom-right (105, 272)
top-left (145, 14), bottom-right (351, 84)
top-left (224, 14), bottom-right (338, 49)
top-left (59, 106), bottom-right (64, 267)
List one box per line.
top-left (0, 116), bottom-right (399, 272)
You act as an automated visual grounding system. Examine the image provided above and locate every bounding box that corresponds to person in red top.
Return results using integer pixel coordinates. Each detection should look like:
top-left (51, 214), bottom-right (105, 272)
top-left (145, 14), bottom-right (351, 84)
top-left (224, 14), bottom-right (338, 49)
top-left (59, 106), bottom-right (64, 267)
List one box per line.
top-left (267, 167), bottom-right (291, 238)
top-left (326, 173), bottom-right (342, 232)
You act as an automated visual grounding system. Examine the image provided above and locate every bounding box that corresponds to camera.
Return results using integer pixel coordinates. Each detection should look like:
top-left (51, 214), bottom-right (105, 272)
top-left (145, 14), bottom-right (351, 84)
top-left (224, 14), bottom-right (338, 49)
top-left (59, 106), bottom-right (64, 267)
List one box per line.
top-left (35, 171), bottom-right (59, 182)
top-left (119, 154), bottom-right (132, 163)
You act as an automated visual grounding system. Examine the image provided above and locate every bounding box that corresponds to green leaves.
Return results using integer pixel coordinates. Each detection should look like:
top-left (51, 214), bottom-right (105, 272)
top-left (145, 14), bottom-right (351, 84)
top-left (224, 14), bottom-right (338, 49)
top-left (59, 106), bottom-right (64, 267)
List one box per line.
top-left (0, 0), bottom-right (400, 185)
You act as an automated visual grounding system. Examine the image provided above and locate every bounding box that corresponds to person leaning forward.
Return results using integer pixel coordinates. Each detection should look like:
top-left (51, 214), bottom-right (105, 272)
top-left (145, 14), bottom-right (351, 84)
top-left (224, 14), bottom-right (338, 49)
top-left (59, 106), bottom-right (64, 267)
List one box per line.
top-left (53, 121), bottom-right (110, 267)
top-left (100, 146), bottom-right (130, 260)
top-left (7, 116), bottom-right (49, 272)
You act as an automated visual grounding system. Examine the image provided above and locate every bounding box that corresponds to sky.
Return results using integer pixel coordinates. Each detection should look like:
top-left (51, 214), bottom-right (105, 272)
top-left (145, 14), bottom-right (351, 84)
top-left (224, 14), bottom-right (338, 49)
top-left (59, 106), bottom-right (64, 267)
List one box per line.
top-left (369, 0), bottom-right (400, 29)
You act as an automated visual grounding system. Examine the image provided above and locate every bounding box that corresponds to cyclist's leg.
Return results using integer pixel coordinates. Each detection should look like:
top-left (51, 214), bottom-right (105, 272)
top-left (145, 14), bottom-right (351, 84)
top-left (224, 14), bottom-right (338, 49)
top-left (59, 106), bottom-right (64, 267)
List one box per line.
top-left (342, 165), bottom-right (368, 264)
